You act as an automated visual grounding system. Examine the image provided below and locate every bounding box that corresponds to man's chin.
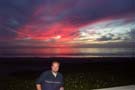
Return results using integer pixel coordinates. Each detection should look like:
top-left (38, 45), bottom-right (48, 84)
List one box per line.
top-left (52, 70), bottom-right (58, 73)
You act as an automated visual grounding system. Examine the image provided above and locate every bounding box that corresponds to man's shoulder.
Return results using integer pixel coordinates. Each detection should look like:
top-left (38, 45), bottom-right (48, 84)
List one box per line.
top-left (41, 70), bottom-right (51, 76)
top-left (44, 70), bottom-right (51, 73)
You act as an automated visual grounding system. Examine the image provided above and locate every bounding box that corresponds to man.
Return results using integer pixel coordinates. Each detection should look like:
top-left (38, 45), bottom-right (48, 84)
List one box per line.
top-left (35, 60), bottom-right (64, 90)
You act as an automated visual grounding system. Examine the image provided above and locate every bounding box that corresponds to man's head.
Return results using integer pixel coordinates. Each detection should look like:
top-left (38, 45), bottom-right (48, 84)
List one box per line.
top-left (51, 60), bottom-right (60, 73)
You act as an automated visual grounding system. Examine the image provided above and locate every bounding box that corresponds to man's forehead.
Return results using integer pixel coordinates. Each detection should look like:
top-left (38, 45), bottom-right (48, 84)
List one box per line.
top-left (52, 62), bottom-right (60, 66)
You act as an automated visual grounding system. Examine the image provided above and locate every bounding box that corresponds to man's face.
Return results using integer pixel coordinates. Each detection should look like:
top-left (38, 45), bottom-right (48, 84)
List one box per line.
top-left (51, 62), bottom-right (60, 73)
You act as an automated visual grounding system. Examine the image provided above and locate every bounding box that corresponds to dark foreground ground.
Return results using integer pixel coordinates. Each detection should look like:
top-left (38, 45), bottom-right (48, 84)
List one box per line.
top-left (0, 57), bottom-right (135, 90)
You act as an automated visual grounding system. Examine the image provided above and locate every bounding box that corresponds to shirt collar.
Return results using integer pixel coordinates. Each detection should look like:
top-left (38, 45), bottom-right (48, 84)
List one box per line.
top-left (51, 71), bottom-right (58, 77)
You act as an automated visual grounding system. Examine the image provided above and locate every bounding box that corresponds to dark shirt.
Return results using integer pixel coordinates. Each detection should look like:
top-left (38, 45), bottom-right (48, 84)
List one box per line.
top-left (35, 70), bottom-right (64, 90)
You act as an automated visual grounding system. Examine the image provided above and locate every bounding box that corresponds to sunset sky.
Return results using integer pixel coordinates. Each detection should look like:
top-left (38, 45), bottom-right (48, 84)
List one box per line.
top-left (0, 0), bottom-right (135, 57)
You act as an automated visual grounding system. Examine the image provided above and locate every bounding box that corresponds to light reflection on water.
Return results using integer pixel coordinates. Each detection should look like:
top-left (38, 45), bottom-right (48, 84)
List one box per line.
top-left (0, 47), bottom-right (134, 57)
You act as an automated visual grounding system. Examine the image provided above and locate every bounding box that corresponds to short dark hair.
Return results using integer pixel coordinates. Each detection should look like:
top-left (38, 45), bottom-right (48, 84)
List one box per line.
top-left (51, 60), bottom-right (60, 66)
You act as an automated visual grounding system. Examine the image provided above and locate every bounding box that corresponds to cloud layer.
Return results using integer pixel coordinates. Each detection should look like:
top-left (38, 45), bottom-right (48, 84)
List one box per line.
top-left (77, 15), bottom-right (135, 42)
top-left (0, 0), bottom-right (135, 43)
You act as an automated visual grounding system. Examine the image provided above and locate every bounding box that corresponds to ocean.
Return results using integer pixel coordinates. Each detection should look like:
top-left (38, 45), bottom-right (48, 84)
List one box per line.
top-left (0, 47), bottom-right (134, 57)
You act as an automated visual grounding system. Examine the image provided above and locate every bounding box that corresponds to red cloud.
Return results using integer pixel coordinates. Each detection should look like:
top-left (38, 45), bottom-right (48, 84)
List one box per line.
top-left (15, 1), bottom-right (135, 42)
